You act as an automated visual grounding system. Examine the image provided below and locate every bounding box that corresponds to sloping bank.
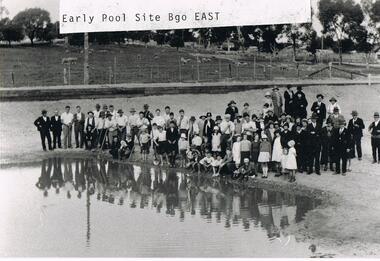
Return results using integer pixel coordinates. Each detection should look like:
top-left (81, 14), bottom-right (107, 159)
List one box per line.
top-left (0, 78), bottom-right (376, 101)
top-left (1, 149), bottom-right (380, 257)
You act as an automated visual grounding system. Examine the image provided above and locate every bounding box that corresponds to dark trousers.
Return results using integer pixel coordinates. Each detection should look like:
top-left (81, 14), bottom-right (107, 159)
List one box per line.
top-left (297, 146), bottom-right (308, 171)
top-left (353, 136), bottom-right (362, 159)
top-left (40, 130), bottom-right (52, 150)
top-left (74, 123), bottom-right (85, 148)
top-left (85, 130), bottom-right (97, 150)
top-left (308, 145), bottom-right (321, 172)
top-left (52, 130), bottom-right (61, 148)
top-left (371, 138), bottom-right (380, 162)
top-left (97, 129), bottom-right (107, 149)
top-left (335, 150), bottom-right (347, 173)
top-left (118, 127), bottom-right (126, 141)
top-left (220, 134), bottom-right (231, 156)
top-left (130, 126), bottom-right (139, 145)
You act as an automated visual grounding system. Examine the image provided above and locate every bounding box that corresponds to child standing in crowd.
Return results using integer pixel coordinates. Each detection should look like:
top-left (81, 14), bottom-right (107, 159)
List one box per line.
top-left (139, 128), bottom-right (150, 161)
top-left (155, 126), bottom-right (168, 166)
top-left (211, 126), bottom-right (221, 154)
top-left (212, 154), bottom-right (223, 177)
top-left (281, 148), bottom-right (289, 176)
top-left (286, 140), bottom-right (297, 182)
top-left (232, 135), bottom-right (241, 166)
top-left (258, 134), bottom-right (271, 178)
top-left (151, 123), bottom-right (160, 161)
top-left (251, 134), bottom-right (261, 171)
top-left (240, 134), bottom-right (251, 165)
top-left (272, 130), bottom-right (283, 176)
top-left (178, 133), bottom-right (189, 168)
top-left (192, 133), bottom-right (203, 153)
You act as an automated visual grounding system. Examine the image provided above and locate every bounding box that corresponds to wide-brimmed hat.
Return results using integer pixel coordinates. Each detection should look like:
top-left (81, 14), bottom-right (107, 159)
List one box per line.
top-left (374, 112), bottom-right (379, 117)
top-left (264, 91), bottom-right (271, 97)
top-left (216, 115), bottom-right (222, 121)
top-left (41, 109), bottom-right (47, 114)
top-left (206, 112), bottom-right (212, 117)
top-left (95, 104), bottom-right (101, 108)
top-left (180, 133), bottom-right (187, 139)
top-left (333, 107), bottom-right (339, 112)
top-left (311, 113), bottom-right (318, 119)
top-left (228, 100), bottom-right (236, 106)
top-left (244, 158), bottom-right (250, 163)
top-left (316, 94), bottom-right (324, 99)
top-left (143, 104), bottom-right (149, 108)
top-left (213, 126), bottom-right (219, 130)
top-left (272, 86), bottom-right (279, 91)
top-left (224, 114), bottom-right (231, 119)
top-left (329, 97), bottom-right (337, 102)
top-left (199, 115), bottom-right (206, 119)
top-left (351, 110), bottom-right (358, 116)
top-left (288, 140), bottom-right (295, 147)
top-left (117, 109), bottom-right (123, 114)
top-left (106, 113), bottom-right (112, 117)
top-left (130, 108), bottom-right (136, 112)
top-left (87, 111), bottom-right (94, 115)
top-left (190, 116), bottom-right (196, 121)
top-left (261, 134), bottom-right (268, 139)
top-left (297, 86), bottom-right (303, 91)
top-left (243, 102), bottom-right (249, 106)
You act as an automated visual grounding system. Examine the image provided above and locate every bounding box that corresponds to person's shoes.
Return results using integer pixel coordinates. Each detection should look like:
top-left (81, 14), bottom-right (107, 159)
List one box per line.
top-left (316, 171), bottom-right (321, 175)
top-left (43, 148), bottom-right (47, 151)
top-left (372, 160), bottom-right (377, 164)
top-left (342, 172), bottom-right (346, 176)
top-left (334, 171), bottom-right (340, 175)
top-left (49, 147), bottom-right (54, 151)
top-left (76, 145), bottom-right (79, 148)
top-left (323, 166), bottom-right (328, 171)
top-left (307, 171), bottom-right (312, 175)
top-left (358, 157), bottom-right (362, 161)
top-left (274, 173), bottom-right (281, 177)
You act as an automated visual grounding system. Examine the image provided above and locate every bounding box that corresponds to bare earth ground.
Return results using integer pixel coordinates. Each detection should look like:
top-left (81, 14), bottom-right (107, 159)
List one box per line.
top-left (1, 84), bottom-right (380, 257)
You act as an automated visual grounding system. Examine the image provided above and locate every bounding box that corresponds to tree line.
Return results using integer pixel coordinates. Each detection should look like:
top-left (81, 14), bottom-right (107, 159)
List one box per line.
top-left (1, 0), bottom-right (380, 63)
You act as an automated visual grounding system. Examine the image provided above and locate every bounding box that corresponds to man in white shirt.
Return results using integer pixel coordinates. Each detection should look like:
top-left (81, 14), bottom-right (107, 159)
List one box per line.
top-left (152, 109), bottom-right (166, 128)
top-left (93, 104), bottom-right (101, 119)
top-left (61, 106), bottom-right (74, 149)
top-left (128, 108), bottom-right (139, 144)
top-left (220, 114), bottom-right (235, 156)
top-left (116, 109), bottom-right (128, 140)
top-left (105, 113), bottom-right (118, 147)
top-left (109, 105), bottom-right (117, 120)
top-left (177, 109), bottom-right (190, 137)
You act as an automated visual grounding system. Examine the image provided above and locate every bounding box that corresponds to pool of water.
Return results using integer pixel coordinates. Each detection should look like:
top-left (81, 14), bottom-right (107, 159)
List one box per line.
top-left (0, 157), bottom-right (324, 257)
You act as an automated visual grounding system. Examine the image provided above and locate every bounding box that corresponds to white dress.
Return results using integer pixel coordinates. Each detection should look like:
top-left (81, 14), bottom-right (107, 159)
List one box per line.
top-left (211, 133), bottom-right (221, 152)
top-left (232, 141), bottom-right (241, 164)
top-left (285, 147), bottom-right (297, 170)
top-left (271, 136), bottom-right (283, 162)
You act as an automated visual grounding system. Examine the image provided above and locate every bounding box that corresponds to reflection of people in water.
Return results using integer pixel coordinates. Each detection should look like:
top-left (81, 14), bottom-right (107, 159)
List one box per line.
top-left (36, 158), bottom-right (53, 197)
top-left (74, 159), bottom-right (86, 199)
top-left (50, 157), bottom-right (63, 194)
top-left (165, 170), bottom-right (178, 216)
top-left (63, 158), bottom-right (74, 199)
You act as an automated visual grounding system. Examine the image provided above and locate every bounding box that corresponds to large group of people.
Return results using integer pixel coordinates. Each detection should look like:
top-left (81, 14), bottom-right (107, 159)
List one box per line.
top-left (34, 85), bottom-right (380, 183)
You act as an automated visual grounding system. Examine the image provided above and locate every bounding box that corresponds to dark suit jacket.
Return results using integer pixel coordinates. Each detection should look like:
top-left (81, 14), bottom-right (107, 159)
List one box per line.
top-left (348, 118), bottom-right (365, 138)
top-left (203, 119), bottom-right (215, 140)
top-left (51, 115), bottom-right (62, 132)
top-left (73, 112), bottom-right (85, 131)
top-left (166, 127), bottom-right (180, 143)
top-left (332, 128), bottom-right (350, 152)
top-left (311, 102), bottom-right (327, 121)
top-left (307, 123), bottom-right (322, 147)
top-left (34, 116), bottom-right (51, 133)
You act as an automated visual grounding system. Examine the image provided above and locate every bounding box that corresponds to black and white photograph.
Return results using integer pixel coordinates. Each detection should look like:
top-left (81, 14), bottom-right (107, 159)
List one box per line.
top-left (0, 0), bottom-right (380, 258)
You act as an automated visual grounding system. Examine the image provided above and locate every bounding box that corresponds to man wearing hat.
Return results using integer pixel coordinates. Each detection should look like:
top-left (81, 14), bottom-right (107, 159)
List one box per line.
top-left (306, 113), bottom-right (322, 175)
top-left (73, 105), bottom-right (85, 148)
top-left (152, 109), bottom-right (166, 129)
top-left (105, 112), bottom-right (118, 148)
top-left (128, 108), bottom-right (139, 145)
top-left (34, 109), bottom-right (53, 151)
top-left (220, 114), bottom-right (235, 156)
top-left (116, 109), bottom-right (128, 141)
top-left (332, 119), bottom-right (350, 175)
top-left (203, 112), bottom-right (215, 147)
top-left (327, 97), bottom-right (341, 116)
top-left (327, 107), bottom-right (345, 129)
top-left (61, 105), bottom-right (74, 149)
top-left (225, 100), bottom-right (239, 122)
top-left (198, 115), bottom-right (206, 141)
top-left (188, 116), bottom-right (199, 144)
top-left (347, 110), bottom-right (365, 160)
top-left (93, 104), bottom-right (101, 119)
top-left (311, 94), bottom-right (327, 128)
top-left (264, 109), bottom-right (278, 126)
top-left (369, 112), bottom-right (380, 163)
top-left (177, 109), bottom-right (190, 137)
top-left (50, 110), bottom-right (62, 149)
top-left (271, 86), bottom-right (283, 117)
top-left (84, 111), bottom-right (97, 150)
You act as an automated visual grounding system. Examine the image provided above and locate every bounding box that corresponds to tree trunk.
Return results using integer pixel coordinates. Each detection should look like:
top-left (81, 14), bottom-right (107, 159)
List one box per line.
top-left (338, 39), bottom-right (342, 65)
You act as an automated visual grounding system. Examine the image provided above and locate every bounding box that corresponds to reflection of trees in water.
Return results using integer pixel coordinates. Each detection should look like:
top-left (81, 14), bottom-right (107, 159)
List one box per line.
top-left (36, 158), bottom-right (319, 238)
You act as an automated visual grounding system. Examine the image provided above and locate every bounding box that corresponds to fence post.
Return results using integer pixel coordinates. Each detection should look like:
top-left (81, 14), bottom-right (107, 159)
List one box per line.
top-left (197, 56), bottom-right (200, 82)
top-left (150, 66), bottom-right (153, 81)
top-left (229, 63), bottom-right (232, 78)
top-left (368, 73), bottom-right (372, 87)
top-left (269, 56), bottom-right (273, 80)
top-left (328, 62), bottom-right (332, 78)
top-left (218, 59), bottom-right (222, 81)
top-left (178, 58), bottom-right (182, 82)
top-left (11, 72), bottom-right (15, 86)
top-left (109, 66), bottom-right (113, 84)
top-left (236, 64), bottom-right (239, 80)
top-left (253, 55), bottom-right (256, 80)
top-left (68, 63), bottom-right (71, 85)
top-left (114, 56), bottom-right (117, 84)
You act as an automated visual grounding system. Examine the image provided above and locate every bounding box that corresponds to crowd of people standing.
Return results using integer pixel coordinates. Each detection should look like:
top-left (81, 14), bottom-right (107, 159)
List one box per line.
top-left (34, 85), bottom-right (380, 182)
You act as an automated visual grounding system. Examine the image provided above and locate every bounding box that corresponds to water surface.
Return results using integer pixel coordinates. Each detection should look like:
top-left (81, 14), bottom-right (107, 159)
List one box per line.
top-left (0, 157), bottom-right (323, 257)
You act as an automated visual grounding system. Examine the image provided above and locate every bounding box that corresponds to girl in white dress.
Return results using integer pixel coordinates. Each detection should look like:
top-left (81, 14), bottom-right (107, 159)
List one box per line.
top-left (271, 130), bottom-right (283, 176)
top-left (285, 140), bottom-right (297, 183)
top-left (232, 135), bottom-right (241, 166)
top-left (211, 126), bottom-right (221, 153)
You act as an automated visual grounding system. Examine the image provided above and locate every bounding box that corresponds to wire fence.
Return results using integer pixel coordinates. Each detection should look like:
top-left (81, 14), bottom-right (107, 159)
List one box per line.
top-left (1, 53), bottom-right (378, 87)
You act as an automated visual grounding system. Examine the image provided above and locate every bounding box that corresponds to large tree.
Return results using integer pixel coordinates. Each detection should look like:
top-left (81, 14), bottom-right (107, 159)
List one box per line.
top-left (318, 0), bottom-right (364, 64)
top-left (281, 23), bottom-right (312, 62)
top-left (13, 8), bottom-right (51, 46)
top-left (0, 18), bottom-right (24, 45)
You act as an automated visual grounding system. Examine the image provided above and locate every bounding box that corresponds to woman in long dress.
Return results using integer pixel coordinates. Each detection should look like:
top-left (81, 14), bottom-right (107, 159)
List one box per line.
top-left (232, 135), bottom-right (241, 166)
top-left (271, 130), bottom-right (283, 176)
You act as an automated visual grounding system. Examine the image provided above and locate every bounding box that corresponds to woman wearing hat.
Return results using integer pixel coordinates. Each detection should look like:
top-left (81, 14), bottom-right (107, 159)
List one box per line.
top-left (293, 91), bottom-right (308, 119)
top-left (264, 92), bottom-right (274, 113)
top-left (258, 134), bottom-right (271, 178)
top-left (327, 97), bottom-right (341, 116)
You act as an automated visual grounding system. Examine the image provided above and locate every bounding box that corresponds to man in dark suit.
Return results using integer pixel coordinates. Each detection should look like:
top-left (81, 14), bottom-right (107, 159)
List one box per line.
top-left (284, 85), bottom-right (294, 117)
top-left (203, 112), bottom-right (215, 148)
top-left (34, 110), bottom-right (53, 151)
top-left (306, 113), bottom-right (322, 175)
top-left (50, 110), bottom-right (62, 149)
top-left (369, 112), bottom-right (380, 164)
top-left (311, 94), bottom-right (327, 128)
top-left (347, 110), bottom-right (365, 160)
top-left (225, 100), bottom-right (239, 122)
top-left (293, 88), bottom-right (308, 119)
top-left (73, 105), bottom-right (85, 148)
top-left (166, 121), bottom-right (180, 167)
top-left (332, 119), bottom-right (350, 175)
